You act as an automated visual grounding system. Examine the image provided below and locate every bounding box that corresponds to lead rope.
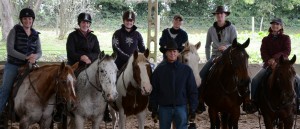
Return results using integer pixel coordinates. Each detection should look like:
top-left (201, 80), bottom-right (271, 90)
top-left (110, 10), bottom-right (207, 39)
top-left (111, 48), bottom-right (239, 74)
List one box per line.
top-left (294, 113), bottom-right (297, 129)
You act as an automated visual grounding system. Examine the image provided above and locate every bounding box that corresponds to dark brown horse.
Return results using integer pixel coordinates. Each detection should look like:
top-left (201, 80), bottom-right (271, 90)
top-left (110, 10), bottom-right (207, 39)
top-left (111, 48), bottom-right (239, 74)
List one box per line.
top-left (202, 38), bottom-right (251, 129)
top-left (257, 55), bottom-right (297, 129)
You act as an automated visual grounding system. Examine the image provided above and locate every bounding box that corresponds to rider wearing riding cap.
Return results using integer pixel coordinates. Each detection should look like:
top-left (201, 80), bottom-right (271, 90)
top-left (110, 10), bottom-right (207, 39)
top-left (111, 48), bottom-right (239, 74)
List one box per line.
top-left (251, 18), bottom-right (300, 113)
top-left (112, 10), bottom-right (146, 70)
top-left (0, 8), bottom-right (42, 124)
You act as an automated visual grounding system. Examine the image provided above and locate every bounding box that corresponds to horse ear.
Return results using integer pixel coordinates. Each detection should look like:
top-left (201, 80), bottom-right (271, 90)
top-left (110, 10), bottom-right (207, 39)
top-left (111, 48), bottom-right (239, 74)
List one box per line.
top-left (232, 38), bottom-right (238, 48)
top-left (195, 41), bottom-right (201, 50)
top-left (290, 55), bottom-right (296, 64)
top-left (71, 62), bottom-right (79, 71)
top-left (184, 41), bottom-right (189, 48)
top-left (134, 50), bottom-right (138, 59)
top-left (279, 55), bottom-right (285, 64)
top-left (241, 38), bottom-right (250, 48)
top-left (144, 49), bottom-right (150, 58)
top-left (111, 52), bottom-right (117, 59)
top-left (60, 62), bottom-right (66, 72)
top-left (99, 51), bottom-right (105, 59)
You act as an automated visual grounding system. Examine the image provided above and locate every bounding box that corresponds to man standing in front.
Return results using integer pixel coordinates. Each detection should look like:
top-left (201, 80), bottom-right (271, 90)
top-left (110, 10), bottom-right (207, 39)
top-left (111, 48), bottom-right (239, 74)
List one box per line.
top-left (149, 40), bottom-right (198, 129)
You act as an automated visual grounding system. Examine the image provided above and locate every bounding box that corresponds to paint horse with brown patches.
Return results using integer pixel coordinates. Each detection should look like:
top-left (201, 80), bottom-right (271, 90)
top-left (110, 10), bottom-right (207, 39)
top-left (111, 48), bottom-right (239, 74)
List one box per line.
top-left (69, 52), bottom-right (119, 129)
top-left (111, 49), bottom-right (152, 129)
top-left (13, 62), bottom-right (77, 129)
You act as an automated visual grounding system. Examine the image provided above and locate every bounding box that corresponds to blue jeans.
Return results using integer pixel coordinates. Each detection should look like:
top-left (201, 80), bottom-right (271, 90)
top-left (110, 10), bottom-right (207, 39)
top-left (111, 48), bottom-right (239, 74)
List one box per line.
top-left (199, 58), bottom-right (214, 81)
top-left (0, 63), bottom-right (19, 112)
top-left (250, 68), bottom-right (266, 99)
top-left (295, 74), bottom-right (300, 98)
top-left (159, 105), bottom-right (188, 129)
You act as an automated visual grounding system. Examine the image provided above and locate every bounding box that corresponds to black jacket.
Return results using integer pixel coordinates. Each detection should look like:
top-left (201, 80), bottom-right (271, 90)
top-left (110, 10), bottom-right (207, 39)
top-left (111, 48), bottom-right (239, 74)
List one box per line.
top-left (149, 60), bottom-right (198, 113)
top-left (66, 29), bottom-right (100, 65)
top-left (112, 24), bottom-right (145, 69)
top-left (159, 28), bottom-right (188, 53)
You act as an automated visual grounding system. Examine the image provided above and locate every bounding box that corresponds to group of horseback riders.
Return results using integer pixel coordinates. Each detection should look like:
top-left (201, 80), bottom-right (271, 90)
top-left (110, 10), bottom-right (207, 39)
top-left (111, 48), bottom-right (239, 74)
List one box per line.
top-left (0, 5), bottom-right (299, 129)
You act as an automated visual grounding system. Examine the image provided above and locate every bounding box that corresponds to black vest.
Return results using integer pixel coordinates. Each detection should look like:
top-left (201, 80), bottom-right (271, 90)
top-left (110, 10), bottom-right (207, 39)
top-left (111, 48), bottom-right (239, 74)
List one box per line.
top-left (7, 25), bottom-right (40, 65)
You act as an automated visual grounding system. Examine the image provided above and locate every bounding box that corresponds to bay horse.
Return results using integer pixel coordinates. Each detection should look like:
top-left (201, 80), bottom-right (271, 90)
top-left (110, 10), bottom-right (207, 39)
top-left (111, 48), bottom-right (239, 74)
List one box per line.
top-left (69, 51), bottom-right (119, 129)
top-left (13, 62), bottom-right (77, 129)
top-left (180, 41), bottom-right (201, 87)
top-left (257, 55), bottom-right (297, 129)
top-left (111, 49), bottom-right (152, 129)
top-left (202, 38), bottom-right (251, 129)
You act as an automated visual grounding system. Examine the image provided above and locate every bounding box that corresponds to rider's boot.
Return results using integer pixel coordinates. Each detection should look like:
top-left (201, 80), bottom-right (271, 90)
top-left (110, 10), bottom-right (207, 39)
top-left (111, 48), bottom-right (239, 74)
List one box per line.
top-left (197, 83), bottom-right (206, 114)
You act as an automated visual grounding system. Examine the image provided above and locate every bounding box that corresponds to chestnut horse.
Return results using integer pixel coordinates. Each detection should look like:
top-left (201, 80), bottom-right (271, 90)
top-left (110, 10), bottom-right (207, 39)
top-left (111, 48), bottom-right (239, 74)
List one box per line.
top-left (257, 55), bottom-right (297, 129)
top-left (13, 62), bottom-right (77, 129)
top-left (111, 49), bottom-right (152, 129)
top-left (202, 38), bottom-right (250, 129)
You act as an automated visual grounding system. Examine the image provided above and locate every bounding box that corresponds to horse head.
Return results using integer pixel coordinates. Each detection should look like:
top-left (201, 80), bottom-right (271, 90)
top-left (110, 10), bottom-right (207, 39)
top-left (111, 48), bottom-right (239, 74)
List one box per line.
top-left (97, 51), bottom-right (119, 102)
top-left (56, 62), bottom-right (77, 102)
top-left (180, 41), bottom-right (201, 87)
top-left (131, 49), bottom-right (152, 96)
top-left (221, 38), bottom-right (250, 96)
top-left (270, 55), bottom-right (296, 105)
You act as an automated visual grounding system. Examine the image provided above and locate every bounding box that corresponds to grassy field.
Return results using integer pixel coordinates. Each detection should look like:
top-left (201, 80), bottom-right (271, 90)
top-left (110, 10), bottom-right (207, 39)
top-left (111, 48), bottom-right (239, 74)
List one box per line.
top-left (0, 27), bottom-right (299, 64)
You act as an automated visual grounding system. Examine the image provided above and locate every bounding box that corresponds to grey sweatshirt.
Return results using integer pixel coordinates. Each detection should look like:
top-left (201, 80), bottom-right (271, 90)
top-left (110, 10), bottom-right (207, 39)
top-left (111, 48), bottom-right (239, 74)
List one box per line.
top-left (205, 22), bottom-right (237, 60)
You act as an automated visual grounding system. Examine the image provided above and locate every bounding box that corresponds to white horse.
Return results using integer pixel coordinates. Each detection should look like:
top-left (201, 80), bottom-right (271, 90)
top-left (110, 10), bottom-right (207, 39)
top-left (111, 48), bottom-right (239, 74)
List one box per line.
top-left (70, 51), bottom-right (118, 129)
top-left (14, 62), bottom-right (77, 129)
top-left (180, 41), bottom-right (201, 87)
top-left (111, 49), bottom-right (152, 129)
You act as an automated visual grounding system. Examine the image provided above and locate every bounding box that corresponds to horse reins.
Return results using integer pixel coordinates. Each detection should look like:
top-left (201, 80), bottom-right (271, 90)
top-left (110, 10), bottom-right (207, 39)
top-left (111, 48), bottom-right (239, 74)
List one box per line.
top-left (84, 56), bottom-right (108, 101)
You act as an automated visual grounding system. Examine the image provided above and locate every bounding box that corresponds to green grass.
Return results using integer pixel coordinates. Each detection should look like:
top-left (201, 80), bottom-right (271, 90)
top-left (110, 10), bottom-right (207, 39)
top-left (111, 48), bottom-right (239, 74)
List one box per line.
top-left (0, 28), bottom-right (299, 64)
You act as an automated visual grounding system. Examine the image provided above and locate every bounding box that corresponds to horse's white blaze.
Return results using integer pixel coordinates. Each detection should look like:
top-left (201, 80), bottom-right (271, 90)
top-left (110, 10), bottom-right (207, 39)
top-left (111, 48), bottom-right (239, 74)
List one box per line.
top-left (183, 44), bottom-right (201, 87)
top-left (138, 63), bottom-right (152, 95)
top-left (67, 73), bottom-right (76, 97)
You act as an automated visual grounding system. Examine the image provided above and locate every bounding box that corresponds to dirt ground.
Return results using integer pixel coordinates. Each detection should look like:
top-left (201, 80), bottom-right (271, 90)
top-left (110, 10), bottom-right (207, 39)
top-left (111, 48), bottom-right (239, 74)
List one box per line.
top-left (6, 111), bottom-right (300, 129)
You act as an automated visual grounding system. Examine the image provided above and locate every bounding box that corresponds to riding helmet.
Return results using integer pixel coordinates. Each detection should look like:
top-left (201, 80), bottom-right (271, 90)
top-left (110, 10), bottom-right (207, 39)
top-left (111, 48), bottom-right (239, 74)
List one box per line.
top-left (19, 8), bottom-right (35, 20)
top-left (78, 13), bottom-right (92, 25)
top-left (123, 11), bottom-right (135, 21)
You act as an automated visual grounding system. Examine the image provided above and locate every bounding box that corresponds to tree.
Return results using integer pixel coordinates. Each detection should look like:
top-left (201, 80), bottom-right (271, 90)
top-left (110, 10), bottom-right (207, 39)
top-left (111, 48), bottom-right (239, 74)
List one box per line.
top-left (0, 0), bottom-right (14, 41)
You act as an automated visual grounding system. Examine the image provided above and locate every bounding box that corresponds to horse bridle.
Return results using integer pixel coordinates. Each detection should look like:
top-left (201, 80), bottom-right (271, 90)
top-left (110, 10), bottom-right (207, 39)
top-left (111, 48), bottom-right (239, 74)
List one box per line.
top-left (219, 47), bottom-right (249, 97)
top-left (85, 56), bottom-right (108, 102)
top-left (28, 66), bottom-right (71, 105)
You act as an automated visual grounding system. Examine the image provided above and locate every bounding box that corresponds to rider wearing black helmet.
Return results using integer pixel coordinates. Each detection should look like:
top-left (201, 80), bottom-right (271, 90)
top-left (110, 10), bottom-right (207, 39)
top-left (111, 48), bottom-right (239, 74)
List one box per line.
top-left (0, 8), bottom-right (42, 126)
top-left (66, 12), bottom-right (100, 66)
top-left (112, 10), bottom-right (145, 70)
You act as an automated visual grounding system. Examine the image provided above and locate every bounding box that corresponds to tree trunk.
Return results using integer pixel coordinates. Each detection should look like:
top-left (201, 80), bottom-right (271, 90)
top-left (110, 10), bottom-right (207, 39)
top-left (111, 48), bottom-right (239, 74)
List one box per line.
top-left (26, 0), bottom-right (43, 12)
top-left (58, 0), bottom-right (72, 40)
top-left (0, 0), bottom-right (14, 42)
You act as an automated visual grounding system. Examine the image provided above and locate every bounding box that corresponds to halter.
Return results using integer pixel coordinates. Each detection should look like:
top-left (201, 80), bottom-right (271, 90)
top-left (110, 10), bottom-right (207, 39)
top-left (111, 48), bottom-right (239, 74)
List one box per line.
top-left (84, 56), bottom-right (108, 101)
top-left (28, 66), bottom-right (70, 105)
top-left (217, 47), bottom-right (249, 97)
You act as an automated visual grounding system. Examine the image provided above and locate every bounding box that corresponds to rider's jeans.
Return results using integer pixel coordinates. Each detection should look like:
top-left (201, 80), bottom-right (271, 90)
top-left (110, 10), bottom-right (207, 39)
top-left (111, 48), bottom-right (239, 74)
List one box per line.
top-left (199, 58), bottom-right (214, 81)
top-left (250, 68), bottom-right (266, 99)
top-left (0, 63), bottom-right (19, 112)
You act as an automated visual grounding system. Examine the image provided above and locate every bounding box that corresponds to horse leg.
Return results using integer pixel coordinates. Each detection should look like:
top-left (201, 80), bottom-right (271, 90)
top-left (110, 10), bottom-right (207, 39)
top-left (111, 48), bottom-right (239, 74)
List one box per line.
top-left (74, 114), bottom-right (85, 129)
top-left (109, 107), bottom-right (118, 129)
top-left (208, 108), bottom-right (218, 129)
top-left (229, 107), bottom-right (241, 129)
top-left (283, 116), bottom-right (294, 129)
top-left (19, 116), bottom-right (31, 129)
top-left (68, 116), bottom-right (76, 129)
top-left (91, 115), bottom-right (103, 129)
top-left (39, 116), bottom-right (53, 129)
top-left (221, 112), bottom-right (229, 129)
top-left (118, 108), bottom-right (127, 129)
top-left (262, 115), bottom-right (273, 129)
top-left (136, 110), bottom-right (146, 129)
